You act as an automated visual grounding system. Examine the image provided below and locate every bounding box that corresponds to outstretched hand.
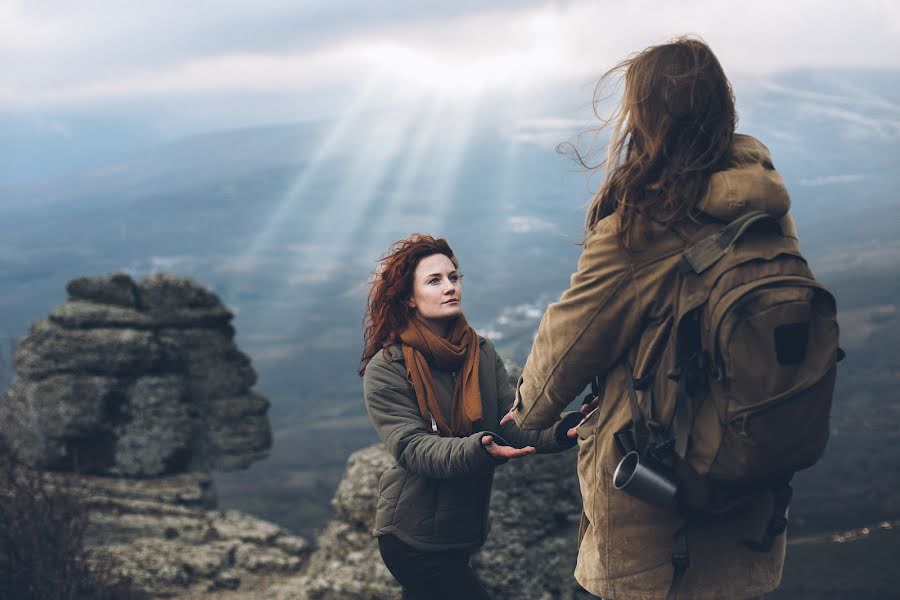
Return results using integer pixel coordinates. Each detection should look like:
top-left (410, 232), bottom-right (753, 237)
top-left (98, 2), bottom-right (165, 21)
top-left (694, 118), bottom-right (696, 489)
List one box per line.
top-left (481, 435), bottom-right (535, 459)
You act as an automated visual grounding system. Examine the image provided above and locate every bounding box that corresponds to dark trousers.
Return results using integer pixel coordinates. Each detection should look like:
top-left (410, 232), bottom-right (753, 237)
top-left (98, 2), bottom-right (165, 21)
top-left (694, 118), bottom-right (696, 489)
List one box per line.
top-left (377, 534), bottom-right (492, 600)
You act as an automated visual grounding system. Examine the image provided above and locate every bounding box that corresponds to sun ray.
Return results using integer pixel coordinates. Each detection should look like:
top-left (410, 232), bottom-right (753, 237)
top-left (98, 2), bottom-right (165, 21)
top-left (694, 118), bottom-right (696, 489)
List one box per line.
top-left (300, 101), bottom-right (425, 277)
top-left (250, 93), bottom-right (432, 332)
top-left (432, 96), bottom-right (479, 229)
top-left (354, 94), bottom-right (452, 260)
top-left (235, 75), bottom-right (381, 270)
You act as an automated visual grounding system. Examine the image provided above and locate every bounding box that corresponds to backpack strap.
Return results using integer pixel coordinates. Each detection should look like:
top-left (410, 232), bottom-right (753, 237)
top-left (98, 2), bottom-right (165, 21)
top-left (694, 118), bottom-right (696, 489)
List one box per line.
top-left (680, 211), bottom-right (781, 275)
top-left (623, 354), bottom-right (651, 453)
top-left (622, 318), bottom-right (675, 456)
top-left (667, 310), bottom-right (705, 460)
top-left (740, 482), bottom-right (793, 552)
top-left (665, 518), bottom-right (690, 600)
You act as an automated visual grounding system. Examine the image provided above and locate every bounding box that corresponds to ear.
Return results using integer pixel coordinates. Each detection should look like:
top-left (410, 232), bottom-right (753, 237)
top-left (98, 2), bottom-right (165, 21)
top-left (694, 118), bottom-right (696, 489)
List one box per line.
top-left (406, 296), bottom-right (417, 310)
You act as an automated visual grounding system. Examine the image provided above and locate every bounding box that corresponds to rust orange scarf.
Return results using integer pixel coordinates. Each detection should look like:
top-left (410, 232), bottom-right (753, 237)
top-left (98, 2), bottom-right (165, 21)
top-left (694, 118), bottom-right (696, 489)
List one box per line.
top-left (399, 315), bottom-right (481, 436)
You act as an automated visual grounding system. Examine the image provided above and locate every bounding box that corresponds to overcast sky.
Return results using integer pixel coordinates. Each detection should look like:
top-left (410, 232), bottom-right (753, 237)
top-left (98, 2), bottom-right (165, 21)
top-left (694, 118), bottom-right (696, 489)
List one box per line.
top-left (2, 0), bottom-right (899, 184)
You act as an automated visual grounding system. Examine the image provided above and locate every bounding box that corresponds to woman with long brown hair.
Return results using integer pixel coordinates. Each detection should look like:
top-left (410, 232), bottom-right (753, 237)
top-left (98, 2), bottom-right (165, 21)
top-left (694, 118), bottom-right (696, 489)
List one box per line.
top-left (510, 37), bottom-right (797, 599)
top-left (360, 234), bottom-right (580, 600)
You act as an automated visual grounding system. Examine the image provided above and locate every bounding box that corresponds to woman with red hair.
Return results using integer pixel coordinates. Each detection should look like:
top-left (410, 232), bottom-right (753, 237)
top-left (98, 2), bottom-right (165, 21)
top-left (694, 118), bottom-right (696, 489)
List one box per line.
top-left (360, 234), bottom-right (580, 600)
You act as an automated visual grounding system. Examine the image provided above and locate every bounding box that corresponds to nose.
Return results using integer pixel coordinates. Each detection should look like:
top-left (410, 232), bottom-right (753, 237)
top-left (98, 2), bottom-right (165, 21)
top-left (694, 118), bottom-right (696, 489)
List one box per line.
top-left (443, 278), bottom-right (457, 293)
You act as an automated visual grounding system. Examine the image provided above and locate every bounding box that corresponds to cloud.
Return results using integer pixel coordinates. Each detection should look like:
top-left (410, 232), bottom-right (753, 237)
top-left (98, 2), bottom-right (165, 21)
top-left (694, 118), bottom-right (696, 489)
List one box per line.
top-left (798, 174), bottom-right (868, 187)
top-left (2, 0), bottom-right (899, 116)
top-left (509, 116), bottom-right (597, 148)
top-left (475, 296), bottom-right (556, 341)
top-left (797, 103), bottom-right (900, 139)
top-left (122, 255), bottom-right (200, 277)
top-left (504, 216), bottom-right (559, 234)
top-left (759, 79), bottom-right (900, 114)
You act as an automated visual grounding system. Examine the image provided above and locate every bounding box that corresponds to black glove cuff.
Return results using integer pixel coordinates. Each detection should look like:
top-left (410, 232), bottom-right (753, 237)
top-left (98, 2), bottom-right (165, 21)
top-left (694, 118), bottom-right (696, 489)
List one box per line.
top-left (555, 412), bottom-right (584, 447)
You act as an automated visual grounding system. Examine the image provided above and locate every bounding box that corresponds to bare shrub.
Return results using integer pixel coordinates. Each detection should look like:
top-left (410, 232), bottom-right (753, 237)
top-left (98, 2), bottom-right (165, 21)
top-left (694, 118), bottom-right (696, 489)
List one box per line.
top-left (0, 457), bottom-right (146, 600)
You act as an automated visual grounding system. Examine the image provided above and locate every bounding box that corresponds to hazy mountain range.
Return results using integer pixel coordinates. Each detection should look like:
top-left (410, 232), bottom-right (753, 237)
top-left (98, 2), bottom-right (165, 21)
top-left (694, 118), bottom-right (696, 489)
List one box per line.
top-left (1, 68), bottom-right (898, 536)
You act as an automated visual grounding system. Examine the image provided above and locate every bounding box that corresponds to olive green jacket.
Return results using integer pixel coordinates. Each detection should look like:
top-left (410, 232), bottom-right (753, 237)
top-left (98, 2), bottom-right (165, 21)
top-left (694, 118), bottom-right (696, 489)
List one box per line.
top-left (513, 135), bottom-right (791, 599)
top-left (364, 335), bottom-right (576, 551)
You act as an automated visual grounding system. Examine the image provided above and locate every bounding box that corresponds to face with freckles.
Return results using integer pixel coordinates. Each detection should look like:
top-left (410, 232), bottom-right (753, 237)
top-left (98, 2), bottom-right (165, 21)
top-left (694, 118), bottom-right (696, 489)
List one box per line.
top-left (408, 253), bottom-right (462, 335)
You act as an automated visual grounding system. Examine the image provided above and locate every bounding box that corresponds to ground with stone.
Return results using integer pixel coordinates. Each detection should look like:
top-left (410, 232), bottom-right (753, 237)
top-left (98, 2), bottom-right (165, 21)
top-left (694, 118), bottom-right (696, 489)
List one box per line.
top-left (0, 273), bottom-right (588, 599)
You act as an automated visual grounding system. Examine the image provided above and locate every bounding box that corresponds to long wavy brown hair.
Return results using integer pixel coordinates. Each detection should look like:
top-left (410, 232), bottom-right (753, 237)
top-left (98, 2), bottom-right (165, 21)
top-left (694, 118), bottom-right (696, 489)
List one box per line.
top-left (578, 36), bottom-right (736, 250)
top-left (359, 234), bottom-right (458, 376)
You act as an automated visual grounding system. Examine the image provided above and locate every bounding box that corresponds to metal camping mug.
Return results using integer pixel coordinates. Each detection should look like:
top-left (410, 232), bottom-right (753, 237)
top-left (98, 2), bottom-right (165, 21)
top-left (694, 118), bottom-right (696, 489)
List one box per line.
top-left (613, 451), bottom-right (678, 509)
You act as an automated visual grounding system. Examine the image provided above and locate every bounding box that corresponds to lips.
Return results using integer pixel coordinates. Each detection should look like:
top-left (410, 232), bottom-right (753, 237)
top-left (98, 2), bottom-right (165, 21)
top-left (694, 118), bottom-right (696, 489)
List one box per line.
top-left (443, 299), bottom-right (459, 305)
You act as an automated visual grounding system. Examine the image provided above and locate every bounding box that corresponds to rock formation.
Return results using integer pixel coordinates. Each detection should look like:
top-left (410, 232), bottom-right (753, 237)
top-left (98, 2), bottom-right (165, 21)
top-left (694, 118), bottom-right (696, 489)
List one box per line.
top-left (265, 443), bottom-right (592, 600)
top-left (0, 273), bottom-right (308, 596)
top-left (1, 272), bottom-right (270, 475)
top-left (75, 470), bottom-right (311, 596)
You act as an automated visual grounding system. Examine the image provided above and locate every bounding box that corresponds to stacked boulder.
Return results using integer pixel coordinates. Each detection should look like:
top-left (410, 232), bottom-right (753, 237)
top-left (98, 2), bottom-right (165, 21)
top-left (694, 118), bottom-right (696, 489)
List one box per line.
top-left (1, 272), bottom-right (270, 475)
top-left (0, 273), bottom-right (311, 596)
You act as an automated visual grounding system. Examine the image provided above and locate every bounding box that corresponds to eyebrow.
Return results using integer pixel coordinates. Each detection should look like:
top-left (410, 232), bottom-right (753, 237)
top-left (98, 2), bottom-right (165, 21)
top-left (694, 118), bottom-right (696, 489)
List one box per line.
top-left (423, 270), bottom-right (458, 278)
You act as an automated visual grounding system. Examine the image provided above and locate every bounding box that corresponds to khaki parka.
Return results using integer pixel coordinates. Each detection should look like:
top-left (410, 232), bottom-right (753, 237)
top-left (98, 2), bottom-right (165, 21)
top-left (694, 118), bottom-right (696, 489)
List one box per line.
top-left (364, 335), bottom-right (576, 551)
top-left (513, 135), bottom-right (792, 600)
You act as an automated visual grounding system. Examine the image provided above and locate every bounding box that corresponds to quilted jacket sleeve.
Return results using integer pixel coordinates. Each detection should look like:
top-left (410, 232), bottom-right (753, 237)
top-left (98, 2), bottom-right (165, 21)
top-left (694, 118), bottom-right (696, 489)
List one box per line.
top-left (364, 352), bottom-right (502, 478)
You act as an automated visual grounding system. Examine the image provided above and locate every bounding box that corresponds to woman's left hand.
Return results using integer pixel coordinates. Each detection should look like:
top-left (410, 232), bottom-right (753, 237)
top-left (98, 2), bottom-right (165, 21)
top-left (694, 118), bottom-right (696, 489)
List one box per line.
top-left (481, 435), bottom-right (535, 459)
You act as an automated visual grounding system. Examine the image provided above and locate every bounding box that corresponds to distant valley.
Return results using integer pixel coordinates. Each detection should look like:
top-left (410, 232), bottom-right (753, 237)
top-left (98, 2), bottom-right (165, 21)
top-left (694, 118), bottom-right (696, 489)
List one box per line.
top-left (1, 68), bottom-right (898, 542)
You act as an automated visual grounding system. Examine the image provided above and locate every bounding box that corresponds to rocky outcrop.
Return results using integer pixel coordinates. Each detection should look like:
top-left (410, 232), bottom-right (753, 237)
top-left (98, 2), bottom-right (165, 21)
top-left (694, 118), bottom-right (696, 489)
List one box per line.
top-left (265, 444), bottom-right (591, 600)
top-left (8, 465), bottom-right (311, 597)
top-left (1, 461), bottom-right (314, 599)
top-left (0, 273), bottom-right (306, 598)
top-left (0, 272), bottom-right (271, 476)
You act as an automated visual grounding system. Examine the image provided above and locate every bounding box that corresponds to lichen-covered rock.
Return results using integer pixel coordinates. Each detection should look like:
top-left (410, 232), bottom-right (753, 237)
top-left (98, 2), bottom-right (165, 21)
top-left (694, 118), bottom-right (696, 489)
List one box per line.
top-left (0, 272), bottom-right (271, 476)
top-left (50, 300), bottom-right (155, 329)
top-left (268, 520), bottom-right (400, 600)
top-left (67, 273), bottom-right (140, 308)
top-left (14, 319), bottom-right (181, 378)
top-left (331, 444), bottom-right (396, 528)
top-left (110, 375), bottom-right (196, 476)
top-left (51, 470), bottom-right (314, 597)
top-left (159, 328), bottom-right (257, 399)
top-left (75, 468), bottom-right (217, 509)
top-left (267, 443), bottom-right (591, 600)
top-left (0, 272), bottom-right (302, 598)
top-left (139, 273), bottom-right (222, 312)
top-left (8, 374), bottom-right (117, 438)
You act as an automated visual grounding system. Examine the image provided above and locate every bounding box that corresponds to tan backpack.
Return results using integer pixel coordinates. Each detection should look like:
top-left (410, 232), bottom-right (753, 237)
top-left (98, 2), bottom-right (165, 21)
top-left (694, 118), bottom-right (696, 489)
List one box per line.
top-left (610, 211), bottom-right (843, 597)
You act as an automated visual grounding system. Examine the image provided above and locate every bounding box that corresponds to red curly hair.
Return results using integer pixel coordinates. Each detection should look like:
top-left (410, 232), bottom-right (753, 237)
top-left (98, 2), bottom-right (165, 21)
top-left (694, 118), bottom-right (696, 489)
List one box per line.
top-left (359, 234), bottom-right (458, 376)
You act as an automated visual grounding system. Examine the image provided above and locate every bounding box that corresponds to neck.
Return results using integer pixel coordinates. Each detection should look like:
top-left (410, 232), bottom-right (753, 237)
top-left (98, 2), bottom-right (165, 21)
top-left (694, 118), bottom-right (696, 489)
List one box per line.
top-left (416, 314), bottom-right (453, 339)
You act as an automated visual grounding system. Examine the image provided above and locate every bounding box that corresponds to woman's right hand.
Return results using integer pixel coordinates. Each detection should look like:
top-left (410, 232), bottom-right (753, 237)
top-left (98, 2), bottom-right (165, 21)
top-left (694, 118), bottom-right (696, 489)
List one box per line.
top-left (481, 435), bottom-right (535, 459)
top-left (566, 395), bottom-right (602, 438)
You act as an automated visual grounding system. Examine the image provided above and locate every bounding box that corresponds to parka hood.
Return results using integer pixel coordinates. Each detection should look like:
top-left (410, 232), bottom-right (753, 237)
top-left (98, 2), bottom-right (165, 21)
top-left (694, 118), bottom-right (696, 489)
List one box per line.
top-left (698, 134), bottom-right (790, 220)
